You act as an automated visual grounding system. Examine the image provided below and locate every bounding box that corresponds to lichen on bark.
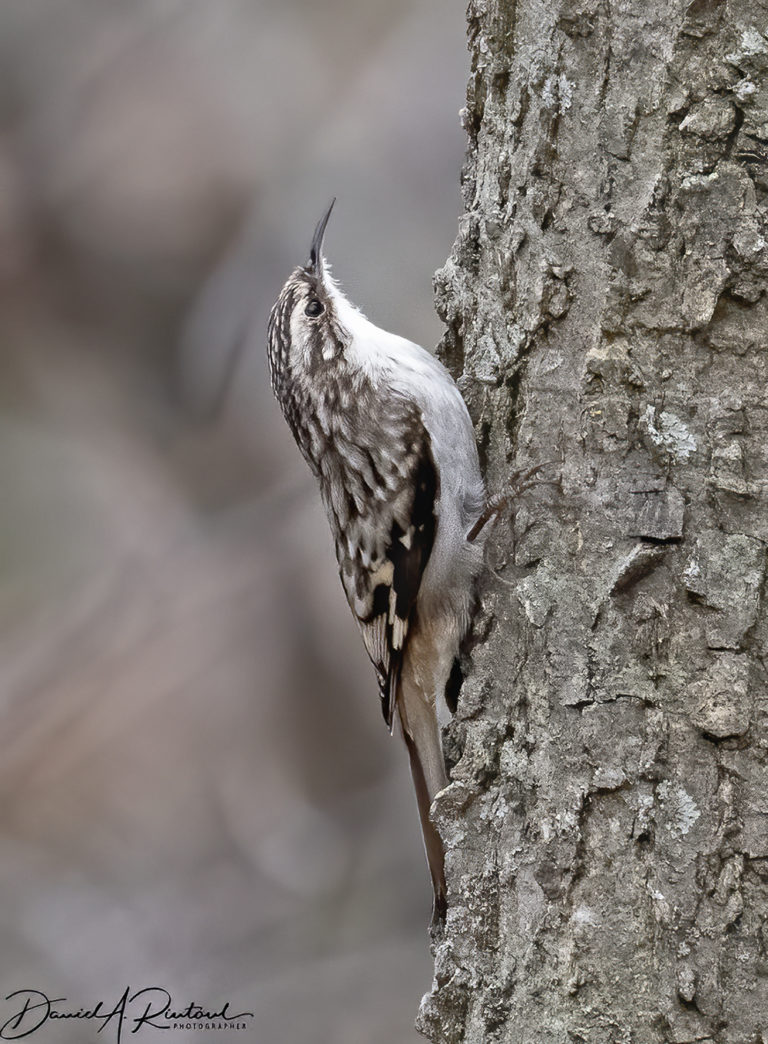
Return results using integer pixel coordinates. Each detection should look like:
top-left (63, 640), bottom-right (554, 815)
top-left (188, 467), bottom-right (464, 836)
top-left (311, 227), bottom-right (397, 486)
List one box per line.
top-left (420, 1), bottom-right (768, 1042)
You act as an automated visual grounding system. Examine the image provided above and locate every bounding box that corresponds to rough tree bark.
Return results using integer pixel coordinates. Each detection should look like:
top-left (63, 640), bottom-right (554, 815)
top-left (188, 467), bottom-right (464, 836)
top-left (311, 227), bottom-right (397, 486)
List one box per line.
top-left (418, 1), bottom-right (768, 1041)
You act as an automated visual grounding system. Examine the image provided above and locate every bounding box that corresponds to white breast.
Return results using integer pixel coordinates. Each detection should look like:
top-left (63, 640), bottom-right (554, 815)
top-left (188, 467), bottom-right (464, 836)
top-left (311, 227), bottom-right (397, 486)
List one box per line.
top-left (329, 279), bottom-right (485, 617)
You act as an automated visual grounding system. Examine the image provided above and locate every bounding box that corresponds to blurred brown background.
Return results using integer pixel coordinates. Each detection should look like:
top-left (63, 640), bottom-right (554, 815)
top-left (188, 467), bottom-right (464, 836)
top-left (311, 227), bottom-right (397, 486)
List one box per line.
top-left (0, 2), bottom-right (467, 1041)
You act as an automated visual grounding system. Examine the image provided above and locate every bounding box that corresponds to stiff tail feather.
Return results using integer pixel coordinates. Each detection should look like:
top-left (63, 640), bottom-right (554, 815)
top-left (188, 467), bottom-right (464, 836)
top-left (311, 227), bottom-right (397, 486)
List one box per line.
top-left (397, 665), bottom-right (449, 924)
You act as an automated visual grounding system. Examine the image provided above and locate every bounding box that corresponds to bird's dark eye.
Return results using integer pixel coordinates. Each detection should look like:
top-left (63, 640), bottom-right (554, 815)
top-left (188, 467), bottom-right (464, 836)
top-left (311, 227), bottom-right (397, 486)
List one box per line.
top-left (305, 298), bottom-right (324, 318)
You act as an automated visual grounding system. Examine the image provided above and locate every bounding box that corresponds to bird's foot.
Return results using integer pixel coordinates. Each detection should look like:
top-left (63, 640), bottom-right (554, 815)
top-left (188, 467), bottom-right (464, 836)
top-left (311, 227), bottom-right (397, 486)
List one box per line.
top-left (467, 462), bottom-right (557, 542)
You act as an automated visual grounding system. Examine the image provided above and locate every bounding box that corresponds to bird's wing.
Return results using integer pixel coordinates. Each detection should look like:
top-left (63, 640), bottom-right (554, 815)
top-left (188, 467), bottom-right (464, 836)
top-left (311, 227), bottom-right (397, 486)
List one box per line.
top-left (333, 431), bottom-right (438, 730)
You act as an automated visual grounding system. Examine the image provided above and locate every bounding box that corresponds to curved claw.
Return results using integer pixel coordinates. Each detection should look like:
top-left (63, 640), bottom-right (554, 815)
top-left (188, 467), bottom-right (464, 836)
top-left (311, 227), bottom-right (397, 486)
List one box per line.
top-left (467, 461), bottom-right (558, 542)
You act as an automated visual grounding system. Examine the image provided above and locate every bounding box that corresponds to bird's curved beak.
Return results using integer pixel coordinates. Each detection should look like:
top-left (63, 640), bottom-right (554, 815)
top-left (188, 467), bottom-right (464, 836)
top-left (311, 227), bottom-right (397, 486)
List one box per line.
top-left (308, 198), bottom-right (336, 274)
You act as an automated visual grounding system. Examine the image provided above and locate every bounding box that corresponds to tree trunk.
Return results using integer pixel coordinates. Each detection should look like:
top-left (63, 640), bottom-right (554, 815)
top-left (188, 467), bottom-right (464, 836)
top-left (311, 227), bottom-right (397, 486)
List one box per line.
top-left (419, 1), bottom-right (768, 1041)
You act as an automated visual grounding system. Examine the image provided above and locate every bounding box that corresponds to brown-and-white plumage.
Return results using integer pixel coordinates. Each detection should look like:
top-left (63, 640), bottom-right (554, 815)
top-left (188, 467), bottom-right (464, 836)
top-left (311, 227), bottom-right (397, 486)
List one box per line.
top-left (267, 201), bottom-right (485, 920)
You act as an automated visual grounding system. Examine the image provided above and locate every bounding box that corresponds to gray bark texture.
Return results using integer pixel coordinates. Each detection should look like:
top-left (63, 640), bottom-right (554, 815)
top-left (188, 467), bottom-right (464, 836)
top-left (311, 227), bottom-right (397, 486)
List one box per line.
top-left (418, 1), bottom-right (768, 1042)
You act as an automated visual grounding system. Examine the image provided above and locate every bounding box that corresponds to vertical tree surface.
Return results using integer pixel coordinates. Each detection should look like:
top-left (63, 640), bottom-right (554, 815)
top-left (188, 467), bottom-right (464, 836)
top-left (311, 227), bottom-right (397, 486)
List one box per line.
top-left (420, 1), bottom-right (768, 1041)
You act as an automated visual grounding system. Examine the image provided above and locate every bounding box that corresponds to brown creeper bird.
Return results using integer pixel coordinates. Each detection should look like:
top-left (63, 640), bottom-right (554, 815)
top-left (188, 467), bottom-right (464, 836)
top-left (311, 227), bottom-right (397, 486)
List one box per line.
top-left (267, 201), bottom-right (485, 921)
